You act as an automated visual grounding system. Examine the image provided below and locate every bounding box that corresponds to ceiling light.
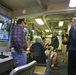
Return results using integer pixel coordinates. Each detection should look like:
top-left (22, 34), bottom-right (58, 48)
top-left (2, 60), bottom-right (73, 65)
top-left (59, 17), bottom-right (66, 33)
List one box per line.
top-left (69, 0), bottom-right (76, 7)
top-left (58, 21), bottom-right (64, 27)
top-left (58, 30), bottom-right (62, 35)
top-left (59, 30), bottom-right (62, 33)
top-left (32, 30), bottom-right (35, 32)
top-left (35, 18), bottom-right (44, 25)
top-left (45, 29), bottom-right (49, 32)
top-left (34, 35), bottom-right (37, 39)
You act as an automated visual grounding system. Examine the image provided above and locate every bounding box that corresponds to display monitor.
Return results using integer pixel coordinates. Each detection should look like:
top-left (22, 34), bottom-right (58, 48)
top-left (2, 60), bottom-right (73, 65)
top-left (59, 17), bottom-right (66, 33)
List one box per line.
top-left (0, 13), bottom-right (12, 41)
top-left (0, 13), bottom-right (12, 58)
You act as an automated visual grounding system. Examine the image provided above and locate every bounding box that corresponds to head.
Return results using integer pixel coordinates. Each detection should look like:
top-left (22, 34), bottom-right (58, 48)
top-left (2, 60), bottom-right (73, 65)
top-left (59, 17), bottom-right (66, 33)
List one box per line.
top-left (72, 14), bottom-right (76, 23)
top-left (52, 32), bottom-right (56, 37)
top-left (35, 36), bottom-right (42, 43)
top-left (62, 29), bottom-right (67, 34)
top-left (17, 19), bottom-right (26, 29)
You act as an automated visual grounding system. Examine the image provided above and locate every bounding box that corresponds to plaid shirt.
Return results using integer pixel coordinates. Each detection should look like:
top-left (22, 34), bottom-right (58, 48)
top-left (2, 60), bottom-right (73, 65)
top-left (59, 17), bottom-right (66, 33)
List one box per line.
top-left (11, 24), bottom-right (28, 53)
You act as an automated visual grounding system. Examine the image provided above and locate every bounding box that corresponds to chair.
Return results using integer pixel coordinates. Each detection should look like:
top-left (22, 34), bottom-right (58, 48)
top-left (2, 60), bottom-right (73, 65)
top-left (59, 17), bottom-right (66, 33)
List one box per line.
top-left (44, 54), bottom-right (54, 75)
top-left (9, 60), bottom-right (37, 75)
top-left (34, 50), bottom-right (54, 75)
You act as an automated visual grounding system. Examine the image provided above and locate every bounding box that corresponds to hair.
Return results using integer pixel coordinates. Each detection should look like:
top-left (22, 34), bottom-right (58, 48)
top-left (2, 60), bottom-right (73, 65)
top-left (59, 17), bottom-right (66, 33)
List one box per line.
top-left (35, 36), bottom-right (42, 43)
top-left (63, 29), bottom-right (67, 32)
top-left (17, 19), bottom-right (24, 24)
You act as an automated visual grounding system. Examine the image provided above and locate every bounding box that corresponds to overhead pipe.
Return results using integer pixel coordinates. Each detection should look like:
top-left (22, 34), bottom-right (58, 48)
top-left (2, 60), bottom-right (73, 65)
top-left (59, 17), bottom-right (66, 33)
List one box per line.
top-left (43, 15), bottom-right (51, 32)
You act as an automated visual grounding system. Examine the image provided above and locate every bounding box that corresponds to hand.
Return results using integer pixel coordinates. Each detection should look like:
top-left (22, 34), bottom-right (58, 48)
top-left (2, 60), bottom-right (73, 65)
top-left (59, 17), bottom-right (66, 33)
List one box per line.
top-left (49, 46), bottom-right (54, 50)
top-left (51, 46), bottom-right (54, 50)
top-left (21, 50), bottom-right (25, 54)
top-left (45, 45), bottom-right (49, 48)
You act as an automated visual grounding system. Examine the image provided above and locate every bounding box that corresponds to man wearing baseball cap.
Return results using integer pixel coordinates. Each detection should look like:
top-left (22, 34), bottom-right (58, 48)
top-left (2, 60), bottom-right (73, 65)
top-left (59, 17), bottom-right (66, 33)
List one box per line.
top-left (68, 14), bottom-right (76, 75)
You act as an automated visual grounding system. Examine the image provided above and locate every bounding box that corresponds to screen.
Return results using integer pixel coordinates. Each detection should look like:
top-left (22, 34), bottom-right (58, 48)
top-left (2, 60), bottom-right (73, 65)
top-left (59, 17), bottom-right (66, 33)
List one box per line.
top-left (0, 13), bottom-right (11, 58)
top-left (0, 13), bottom-right (12, 41)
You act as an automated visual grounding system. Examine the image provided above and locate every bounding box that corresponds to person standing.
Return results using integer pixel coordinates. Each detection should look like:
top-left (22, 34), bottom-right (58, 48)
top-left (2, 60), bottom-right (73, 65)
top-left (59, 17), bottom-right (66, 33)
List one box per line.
top-left (68, 14), bottom-right (76, 75)
top-left (11, 19), bottom-right (28, 67)
top-left (61, 29), bottom-right (68, 62)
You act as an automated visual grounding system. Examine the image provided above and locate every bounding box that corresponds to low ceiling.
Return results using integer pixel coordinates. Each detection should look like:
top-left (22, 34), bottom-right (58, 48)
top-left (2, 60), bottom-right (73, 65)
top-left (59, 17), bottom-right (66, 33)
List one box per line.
top-left (0, 0), bottom-right (71, 11)
top-left (0, 0), bottom-right (76, 35)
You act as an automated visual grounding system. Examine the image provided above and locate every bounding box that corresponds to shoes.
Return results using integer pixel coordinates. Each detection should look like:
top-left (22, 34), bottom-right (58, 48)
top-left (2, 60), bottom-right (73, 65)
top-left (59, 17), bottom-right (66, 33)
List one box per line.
top-left (54, 64), bottom-right (60, 67)
top-left (51, 66), bottom-right (59, 70)
top-left (63, 60), bottom-right (67, 63)
top-left (61, 59), bottom-right (67, 62)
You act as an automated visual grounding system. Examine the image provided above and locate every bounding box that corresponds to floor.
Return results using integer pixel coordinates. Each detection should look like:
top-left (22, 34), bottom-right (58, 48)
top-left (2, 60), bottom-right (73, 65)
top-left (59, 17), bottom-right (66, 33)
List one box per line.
top-left (34, 51), bottom-right (68, 75)
top-left (0, 51), bottom-right (68, 75)
top-left (51, 51), bottom-right (68, 75)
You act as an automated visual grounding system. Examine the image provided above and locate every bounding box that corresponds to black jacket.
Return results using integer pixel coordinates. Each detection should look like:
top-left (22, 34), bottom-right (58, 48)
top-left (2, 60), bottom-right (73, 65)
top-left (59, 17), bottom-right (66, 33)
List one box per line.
top-left (51, 35), bottom-right (59, 49)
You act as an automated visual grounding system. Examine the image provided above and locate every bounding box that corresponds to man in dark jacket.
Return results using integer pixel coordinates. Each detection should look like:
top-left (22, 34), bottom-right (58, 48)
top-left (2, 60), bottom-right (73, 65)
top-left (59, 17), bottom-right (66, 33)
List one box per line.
top-left (68, 14), bottom-right (76, 75)
top-left (49, 32), bottom-right (59, 69)
top-left (51, 32), bottom-right (59, 50)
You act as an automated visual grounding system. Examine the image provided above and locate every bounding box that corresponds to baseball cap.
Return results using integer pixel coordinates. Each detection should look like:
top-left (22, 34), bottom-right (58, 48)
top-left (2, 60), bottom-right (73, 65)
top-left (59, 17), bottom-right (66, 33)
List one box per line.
top-left (17, 19), bottom-right (26, 24)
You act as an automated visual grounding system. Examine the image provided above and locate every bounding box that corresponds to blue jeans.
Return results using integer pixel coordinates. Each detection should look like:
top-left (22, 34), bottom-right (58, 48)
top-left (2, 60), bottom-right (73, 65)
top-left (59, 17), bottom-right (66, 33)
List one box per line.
top-left (11, 50), bottom-right (27, 67)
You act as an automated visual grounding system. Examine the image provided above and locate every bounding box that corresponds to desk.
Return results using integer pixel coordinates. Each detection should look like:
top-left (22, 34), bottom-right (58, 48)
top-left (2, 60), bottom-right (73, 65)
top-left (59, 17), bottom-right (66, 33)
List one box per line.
top-left (0, 55), bottom-right (14, 74)
top-left (0, 51), bottom-right (30, 74)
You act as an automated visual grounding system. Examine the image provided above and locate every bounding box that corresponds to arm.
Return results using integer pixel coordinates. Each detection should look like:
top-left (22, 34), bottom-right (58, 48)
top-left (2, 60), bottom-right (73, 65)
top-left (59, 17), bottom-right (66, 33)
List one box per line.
top-left (14, 27), bottom-right (28, 54)
top-left (70, 24), bottom-right (76, 40)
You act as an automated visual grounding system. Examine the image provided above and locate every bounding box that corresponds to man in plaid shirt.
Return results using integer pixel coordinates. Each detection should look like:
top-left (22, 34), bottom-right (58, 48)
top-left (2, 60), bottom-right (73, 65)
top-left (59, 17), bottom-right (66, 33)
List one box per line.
top-left (11, 19), bottom-right (28, 67)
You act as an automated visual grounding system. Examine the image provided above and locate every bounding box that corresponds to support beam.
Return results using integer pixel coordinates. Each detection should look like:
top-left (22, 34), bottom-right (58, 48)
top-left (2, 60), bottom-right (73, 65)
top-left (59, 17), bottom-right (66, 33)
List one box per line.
top-left (43, 15), bottom-right (51, 32)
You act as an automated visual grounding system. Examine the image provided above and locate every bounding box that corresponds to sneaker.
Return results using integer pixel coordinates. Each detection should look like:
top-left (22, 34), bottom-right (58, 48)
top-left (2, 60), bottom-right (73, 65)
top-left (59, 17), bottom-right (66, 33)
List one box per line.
top-left (54, 64), bottom-right (60, 67)
top-left (61, 59), bottom-right (67, 63)
top-left (61, 59), bottom-right (64, 62)
top-left (63, 60), bottom-right (67, 63)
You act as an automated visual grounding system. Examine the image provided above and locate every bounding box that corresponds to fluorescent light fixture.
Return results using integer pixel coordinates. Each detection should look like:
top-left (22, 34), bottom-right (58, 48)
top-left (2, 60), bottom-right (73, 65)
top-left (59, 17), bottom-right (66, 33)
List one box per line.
top-left (58, 30), bottom-right (62, 35)
top-left (69, 0), bottom-right (76, 7)
top-left (34, 35), bottom-right (37, 39)
top-left (58, 21), bottom-right (64, 27)
top-left (59, 30), bottom-right (62, 33)
top-left (45, 29), bottom-right (49, 32)
top-left (35, 18), bottom-right (44, 25)
top-left (32, 30), bottom-right (35, 32)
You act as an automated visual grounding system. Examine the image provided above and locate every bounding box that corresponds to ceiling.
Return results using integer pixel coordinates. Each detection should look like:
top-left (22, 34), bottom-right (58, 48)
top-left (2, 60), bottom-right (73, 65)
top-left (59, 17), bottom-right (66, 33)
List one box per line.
top-left (0, 0), bottom-right (76, 35)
